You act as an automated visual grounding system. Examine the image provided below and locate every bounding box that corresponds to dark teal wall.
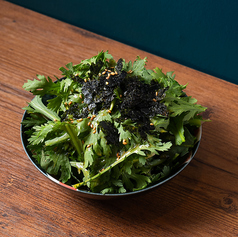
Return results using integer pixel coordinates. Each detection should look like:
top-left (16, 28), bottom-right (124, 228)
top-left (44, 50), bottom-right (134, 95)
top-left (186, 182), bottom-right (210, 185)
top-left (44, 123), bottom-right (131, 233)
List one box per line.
top-left (7, 0), bottom-right (238, 85)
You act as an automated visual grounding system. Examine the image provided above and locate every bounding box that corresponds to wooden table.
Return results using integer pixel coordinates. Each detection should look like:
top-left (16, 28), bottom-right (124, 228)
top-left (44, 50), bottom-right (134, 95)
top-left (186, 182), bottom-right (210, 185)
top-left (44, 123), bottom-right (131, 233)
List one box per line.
top-left (1, 1), bottom-right (238, 236)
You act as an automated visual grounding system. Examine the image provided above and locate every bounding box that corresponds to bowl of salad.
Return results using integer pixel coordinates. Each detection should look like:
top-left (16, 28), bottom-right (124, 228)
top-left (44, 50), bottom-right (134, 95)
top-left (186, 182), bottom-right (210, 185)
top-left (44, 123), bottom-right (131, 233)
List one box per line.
top-left (21, 51), bottom-right (206, 199)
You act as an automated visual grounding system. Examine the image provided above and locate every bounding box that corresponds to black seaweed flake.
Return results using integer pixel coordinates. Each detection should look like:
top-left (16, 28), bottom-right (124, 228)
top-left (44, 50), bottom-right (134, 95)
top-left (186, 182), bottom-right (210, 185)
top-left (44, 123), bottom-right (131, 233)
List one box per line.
top-left (118, 77), bottom-right (168, 138)
top-left (98, 121), bottom-right (119, 145)
top-left (62, 59), bottom-right (168, 138)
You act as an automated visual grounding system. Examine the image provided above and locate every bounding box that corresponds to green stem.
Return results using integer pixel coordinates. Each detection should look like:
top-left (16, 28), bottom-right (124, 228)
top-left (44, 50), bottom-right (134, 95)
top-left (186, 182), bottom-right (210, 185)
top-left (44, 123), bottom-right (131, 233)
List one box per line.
top-left (72, 141), bottom-right (172, 189)
top-left (45, 132), bottom-right (69, 146)
top-left (73, 144), bottom-right (141, 189)
top-left (109, 99), bottom-right (116, 111)
top-left (30, 95), bottom-right (60, 121)
top-left (65, 123), bottom-right (83, 161)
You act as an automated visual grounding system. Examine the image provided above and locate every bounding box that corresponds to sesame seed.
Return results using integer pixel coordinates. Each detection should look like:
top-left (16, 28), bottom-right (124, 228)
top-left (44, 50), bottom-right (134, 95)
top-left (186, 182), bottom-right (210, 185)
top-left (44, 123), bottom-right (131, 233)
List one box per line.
top-left (84, 78), bottom-right (87, 82)
top-left (68, 101), bottom-right (72, 105)
top-left (93, 130), bottom-right (96, 134)
top-left (87, 144), bottom-right (91, 148)
top-left (91, 115), bottom-right (96, 120)
top-left (102, 71), bottom-right (106, 75)
top-left (90, 124), bottom-right (94, 129)
top-left (150, 123), bottom-right (154, 126)
top-left (79, 94), bottom-right (83, 99)
top-left (88, 122), bottom-right (91, 126)
top-left (106, 76), bottom-right (109, 80)
top-left (123, 139), bottom-right (127, 145)
top-left (105, 81), bottom-right (109, 85)
top-left (155, 91), bottom-right (158, 96)
top-left (77, 118), bottom-right (83, 122)
top-left (153, 98), bottom-right (157, 102)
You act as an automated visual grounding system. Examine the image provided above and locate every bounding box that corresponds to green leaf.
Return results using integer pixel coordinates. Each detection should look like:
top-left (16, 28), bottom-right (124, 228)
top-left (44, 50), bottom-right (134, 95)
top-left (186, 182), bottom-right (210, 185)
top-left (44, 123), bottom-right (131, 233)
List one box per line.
top-left (29, 121), bottom-right (56, 145)
top-left (21, 113), bottom-right (47, 128)
top-left (59, 154), bottom-right (71, 183)
top-left (152, 67), bottom-right (166, 79)
top-left (150, 117), bottom-right (169, 131)
top-left (40, 149), bottom-right (71, 183)
top-left (132, 56), bottom-right (146, 72)
top-left (76, 119), bottom-right (91, 136)
top-left (168, 114), bottom-right (185, 145)
top-left (118, 187), bottom-right (127, 193)
top-left (138, 156), bottom-right (146, 165)
top-left (59, 62), bottom-right (74, 78)
top-left (122, 173), bottom-right (134, 191)
top-left (112, 179), bottom-right (124, 187)
top-left (131, 174), bottom-right (151, 191)
top-left (28, 95), bottom-right (60, 121)
top-left (130, 56), bottom-right (153, 83)
top-left (23, 75), bottom-right (58, 96)
top-left (47, 96), bottom-right (62, 112)
top-left (100, 136), bottom-right (112, 157)
top-left (123, 161), bottom-right (133, 175)
top-left (94, 109), bottom-right (113, 123)
top-left (116, 122), bottom-right (133, 142)
top-left (161, 165), bottom-right (171, 177)
top-left (101, 187), bottom-right (114, 194)
top-left (152, 68), bottom-right (186, 98)
top-left (84, 146), bottom-right (94, 168)
top-left (171, 98), bottom-right (207, 122)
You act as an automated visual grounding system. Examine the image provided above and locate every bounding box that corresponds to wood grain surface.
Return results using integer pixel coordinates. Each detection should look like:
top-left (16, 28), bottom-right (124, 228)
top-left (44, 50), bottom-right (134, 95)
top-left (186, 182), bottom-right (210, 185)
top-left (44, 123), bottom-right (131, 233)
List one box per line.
top-left (0, 1), bottom-right (238, 236)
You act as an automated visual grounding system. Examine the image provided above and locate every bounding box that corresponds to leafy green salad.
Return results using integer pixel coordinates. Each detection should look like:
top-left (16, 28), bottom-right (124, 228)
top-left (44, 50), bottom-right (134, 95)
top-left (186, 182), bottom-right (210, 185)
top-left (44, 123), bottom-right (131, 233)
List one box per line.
top-left (22, 51), bottom-right (207, 194)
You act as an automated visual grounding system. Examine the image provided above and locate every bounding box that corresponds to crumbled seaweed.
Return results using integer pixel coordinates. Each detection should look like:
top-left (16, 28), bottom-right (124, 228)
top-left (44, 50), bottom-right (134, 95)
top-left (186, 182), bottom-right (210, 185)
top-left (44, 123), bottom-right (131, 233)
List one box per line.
top-left (62, 58), bottom-right (169, 138)
top-left (115, 58), bottom-right (123, 73)
top-left (61, 102), bottom-right (89, 121)
top-left (120, 77), bottom-right (168, 118)
top-left (118, 77), bottom-right (168, 138)
top-left (99, 121), bottom-right (119, 145)
top-left (81, 60), bottom-right (127, 114)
